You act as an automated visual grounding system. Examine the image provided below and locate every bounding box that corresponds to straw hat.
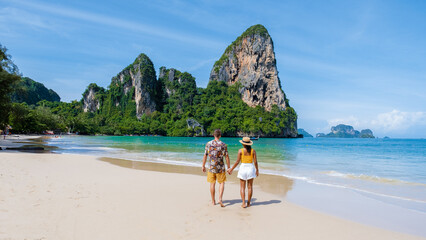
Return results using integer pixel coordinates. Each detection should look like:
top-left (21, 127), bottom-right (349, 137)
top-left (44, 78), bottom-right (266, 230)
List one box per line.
top-left (239, 137), bottom-right (253, 146)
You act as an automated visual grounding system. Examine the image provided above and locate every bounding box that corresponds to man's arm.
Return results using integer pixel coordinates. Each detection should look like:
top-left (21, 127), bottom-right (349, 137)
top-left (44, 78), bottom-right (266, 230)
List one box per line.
top-left (202, 154), bottom-right (207, 172)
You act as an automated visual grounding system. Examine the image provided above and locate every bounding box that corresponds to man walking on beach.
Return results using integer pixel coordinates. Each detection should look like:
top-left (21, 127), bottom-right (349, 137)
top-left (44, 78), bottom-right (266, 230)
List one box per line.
top-left (202, 129), bottom-right (230, 207)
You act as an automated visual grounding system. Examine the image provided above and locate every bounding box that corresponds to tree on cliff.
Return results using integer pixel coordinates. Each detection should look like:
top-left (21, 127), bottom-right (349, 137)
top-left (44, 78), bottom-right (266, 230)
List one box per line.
top-left (0, 44), bottom-right (21, 129)
top-left (11, 77), bottom-right (61, 105)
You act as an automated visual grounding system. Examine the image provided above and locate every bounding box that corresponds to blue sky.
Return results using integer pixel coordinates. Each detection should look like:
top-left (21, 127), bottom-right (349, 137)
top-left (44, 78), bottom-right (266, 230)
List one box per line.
top-left (1, 0), bottom-right (425, 137)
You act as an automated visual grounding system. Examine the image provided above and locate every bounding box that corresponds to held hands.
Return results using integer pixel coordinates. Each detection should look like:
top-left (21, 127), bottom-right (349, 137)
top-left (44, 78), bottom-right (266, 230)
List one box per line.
top-left (227, 168), bottom-right (233, 175)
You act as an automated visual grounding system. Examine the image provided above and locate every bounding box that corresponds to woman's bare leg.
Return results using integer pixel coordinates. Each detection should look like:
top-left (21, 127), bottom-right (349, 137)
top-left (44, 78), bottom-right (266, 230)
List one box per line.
top-left (247, 178), bottom-right (254, 207)
top-left (240, 179), bottom-right (247, 208)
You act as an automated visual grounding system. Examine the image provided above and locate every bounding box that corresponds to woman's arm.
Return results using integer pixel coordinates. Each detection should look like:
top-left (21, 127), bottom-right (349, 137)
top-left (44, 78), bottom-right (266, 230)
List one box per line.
top-left (253, 149), bottom-right (259, 176)
top-left (227, 149), bottom-right (241, 174)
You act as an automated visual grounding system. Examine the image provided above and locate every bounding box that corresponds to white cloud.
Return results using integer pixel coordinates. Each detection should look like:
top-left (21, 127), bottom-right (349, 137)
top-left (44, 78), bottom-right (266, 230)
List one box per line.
top-left (371, 110), bottom-right (426, 132)
top-left (0, 7), bottom-right (56, 31)
top-left (11, 0), bottom-right (222, 48)
top-left (324, 110), bottom-right (426, 136)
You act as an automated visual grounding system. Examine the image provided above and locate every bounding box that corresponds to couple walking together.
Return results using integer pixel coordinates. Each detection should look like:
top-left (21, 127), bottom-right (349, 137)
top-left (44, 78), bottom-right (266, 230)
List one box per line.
top-left (202, 129), bottom-right (259, 208)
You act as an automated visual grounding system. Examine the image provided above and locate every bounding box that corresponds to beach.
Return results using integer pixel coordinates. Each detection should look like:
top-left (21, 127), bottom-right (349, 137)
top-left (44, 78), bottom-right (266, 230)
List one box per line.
top-left (0, 151), bottom-right (424, 240)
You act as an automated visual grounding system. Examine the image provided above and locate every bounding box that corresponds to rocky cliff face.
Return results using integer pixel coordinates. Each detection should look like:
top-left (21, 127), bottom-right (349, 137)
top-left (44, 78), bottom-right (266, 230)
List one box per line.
top-left (359, 129), bottom-right (375, 138)
top-left (111, 54), bottom-right (157, 118)
top-left (331, 124), bottom-right (359, 136)
top-left (209, 24), bottom-right (287, 111)
top-left (82, 83), bottom-right (103, 113)
top-left (157, 67), bottom-right (197, 113)
top-left (158, 67), bottom-right (178, 97)
top-left (186, 118), bottom-right (206, 137)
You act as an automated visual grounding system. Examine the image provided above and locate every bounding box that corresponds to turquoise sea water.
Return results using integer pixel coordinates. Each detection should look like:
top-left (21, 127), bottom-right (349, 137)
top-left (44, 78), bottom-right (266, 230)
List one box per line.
top-left (48, 136), bottom-right (426, 213)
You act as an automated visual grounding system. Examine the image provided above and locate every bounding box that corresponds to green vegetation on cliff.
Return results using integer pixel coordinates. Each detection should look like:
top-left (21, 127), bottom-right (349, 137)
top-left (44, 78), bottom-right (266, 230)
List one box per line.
top-left (12, 77), bottom-right (60, 105)
top-left (121, 53), bottom-right (157, 96)
top-left (157, 67), bottom-right (197, 114)
top-left (7, 70), bottom-right (297, 136)
top-left (191, 80), bottom-right (296, 136)
top-left (4, 47), bottom-right (297, 137)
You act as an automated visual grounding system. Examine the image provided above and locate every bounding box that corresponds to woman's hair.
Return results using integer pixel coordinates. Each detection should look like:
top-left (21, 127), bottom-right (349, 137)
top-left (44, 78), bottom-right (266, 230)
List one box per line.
top-left (243, 144), bottom-right (251, 153)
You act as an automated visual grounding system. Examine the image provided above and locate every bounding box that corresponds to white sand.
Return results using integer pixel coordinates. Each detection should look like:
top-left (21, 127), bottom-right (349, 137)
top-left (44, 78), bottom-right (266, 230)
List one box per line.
top-left (0, 152), bottom-right (424, 240)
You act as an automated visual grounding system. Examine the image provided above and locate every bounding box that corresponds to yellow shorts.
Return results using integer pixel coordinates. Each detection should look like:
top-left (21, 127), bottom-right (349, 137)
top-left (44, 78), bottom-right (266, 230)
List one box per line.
top-left (207, 171), bottom-right (226, 183)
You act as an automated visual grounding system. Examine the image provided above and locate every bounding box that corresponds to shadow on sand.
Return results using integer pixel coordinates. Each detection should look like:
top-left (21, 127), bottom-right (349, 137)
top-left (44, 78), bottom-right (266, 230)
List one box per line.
top-left (222, 198), bottom-right (281, 207)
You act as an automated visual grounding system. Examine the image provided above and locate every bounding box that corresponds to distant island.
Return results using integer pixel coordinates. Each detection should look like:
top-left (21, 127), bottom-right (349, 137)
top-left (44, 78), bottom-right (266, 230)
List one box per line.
top-left (1, 25), bottom-right (299, 137)
top-left (297, 128), bottom-right (313, 137)
top-left (316, 124), bottom-right (375, 138)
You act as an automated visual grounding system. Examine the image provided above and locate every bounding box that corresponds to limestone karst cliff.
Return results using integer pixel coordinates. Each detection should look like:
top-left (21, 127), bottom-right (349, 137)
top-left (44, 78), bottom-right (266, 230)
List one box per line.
top-left (82, 83), bottom-right (104, 113)
top-left (157, 67), bottom-right (197, 113)
top-left (7, 26), bottom-right (299, 137)
top-left (82, 54), bottom-right (157, 119)
top-left (77, 25), bottom-right (298, 137)
top-left (209, 24), bottom-right (287, 112)
top-left (110, 54), bottom-right (157, 118)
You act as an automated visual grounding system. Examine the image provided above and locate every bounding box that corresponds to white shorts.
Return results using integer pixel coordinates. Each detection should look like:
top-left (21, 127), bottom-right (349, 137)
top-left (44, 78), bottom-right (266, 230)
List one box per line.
top-left (237, 163), bottom-right (256, 180)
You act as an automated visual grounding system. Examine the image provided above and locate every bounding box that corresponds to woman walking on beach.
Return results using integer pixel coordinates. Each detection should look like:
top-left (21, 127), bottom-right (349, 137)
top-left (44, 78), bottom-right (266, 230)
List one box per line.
top-left (227, 137), bottom-right (259, 208)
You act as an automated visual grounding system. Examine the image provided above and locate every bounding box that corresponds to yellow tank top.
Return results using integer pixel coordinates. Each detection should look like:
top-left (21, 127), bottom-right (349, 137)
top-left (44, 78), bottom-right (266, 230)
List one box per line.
top-left (241, 148), bottom-right (253, 163)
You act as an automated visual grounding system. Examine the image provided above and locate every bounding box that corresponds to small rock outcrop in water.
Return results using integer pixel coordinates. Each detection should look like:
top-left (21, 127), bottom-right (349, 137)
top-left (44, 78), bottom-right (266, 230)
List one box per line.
top-left (186, 118), bottom-right (206, 137)
top-left (111, 54), bottom-right (157, 118)
top-left (359, 129), bottom-right (375, 138)
top-left (317, 124), bottom-right (375, 138)
top-left (209, 24), bottom-right (287, 111)
top-left (82, 83), bottom-right (104, 113)
top-left (331, 124), bottom-right (359, 137)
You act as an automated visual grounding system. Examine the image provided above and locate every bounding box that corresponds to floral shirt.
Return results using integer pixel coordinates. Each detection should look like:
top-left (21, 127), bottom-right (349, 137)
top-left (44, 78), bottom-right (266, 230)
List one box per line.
top-left (205, 139), bottom-right (228, 173)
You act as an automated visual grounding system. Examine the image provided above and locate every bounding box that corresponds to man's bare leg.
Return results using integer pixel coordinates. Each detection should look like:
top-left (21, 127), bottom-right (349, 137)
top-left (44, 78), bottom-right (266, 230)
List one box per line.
top-left (218, 182), bottom-right (225, 207)
top-left (247, 178), bottom-right (254, 207)
top-left (240, 179), bottom-right (247, 208)
top-left (210, 182), bottom-right (216, 205)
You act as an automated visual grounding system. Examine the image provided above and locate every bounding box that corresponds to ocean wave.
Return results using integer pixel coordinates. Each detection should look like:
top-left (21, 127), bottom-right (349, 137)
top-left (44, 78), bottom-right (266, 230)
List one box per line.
top-left (109, 155), bottom-right (201, 168)
top-left (260, 170), bottom-right (426, 204)
top-left (63, 146), bottom-right (126, 152)
top-left (323, 170), bottom-right (426, 186)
